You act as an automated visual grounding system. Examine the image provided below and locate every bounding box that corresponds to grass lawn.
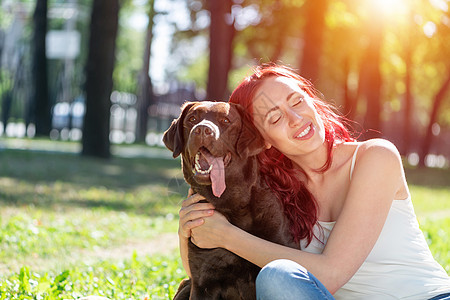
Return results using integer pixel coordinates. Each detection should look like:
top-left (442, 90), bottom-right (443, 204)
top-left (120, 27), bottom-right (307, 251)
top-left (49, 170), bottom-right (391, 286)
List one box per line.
top-left (0, 140), bottom-right (449, 299)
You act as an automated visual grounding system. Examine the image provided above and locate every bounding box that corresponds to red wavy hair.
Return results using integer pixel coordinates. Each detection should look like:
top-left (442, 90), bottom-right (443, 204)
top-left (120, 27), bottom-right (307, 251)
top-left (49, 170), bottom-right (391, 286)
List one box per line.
top-left (229, 64), bottom-right (355, 245)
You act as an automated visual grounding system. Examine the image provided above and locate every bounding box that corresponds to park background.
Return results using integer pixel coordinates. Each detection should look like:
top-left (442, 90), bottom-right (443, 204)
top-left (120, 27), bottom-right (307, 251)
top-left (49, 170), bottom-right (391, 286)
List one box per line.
top-left (0, 0), bottom-right (449, 299)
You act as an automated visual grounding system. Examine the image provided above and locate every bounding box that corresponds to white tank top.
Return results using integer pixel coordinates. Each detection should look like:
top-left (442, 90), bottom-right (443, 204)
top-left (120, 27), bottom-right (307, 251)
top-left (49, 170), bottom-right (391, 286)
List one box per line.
top-left (300, 144), bottom-right (450, 299)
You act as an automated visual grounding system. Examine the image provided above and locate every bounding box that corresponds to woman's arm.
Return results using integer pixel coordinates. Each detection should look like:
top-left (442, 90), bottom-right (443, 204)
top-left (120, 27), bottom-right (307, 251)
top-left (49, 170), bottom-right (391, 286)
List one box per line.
top-left (317, 139), bottom-right (406, 291)
top-left (191, 139), bottom-right (405, 294)
top-left (178, 189), bottom-right (215, 278)
top-left (178, 235), bottom-right (191, 278)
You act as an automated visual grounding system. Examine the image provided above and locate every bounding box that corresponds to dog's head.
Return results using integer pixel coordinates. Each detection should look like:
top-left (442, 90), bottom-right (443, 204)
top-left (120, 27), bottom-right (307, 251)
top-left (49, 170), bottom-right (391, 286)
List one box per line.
top-left (163, 101), bottom-right (265, 198)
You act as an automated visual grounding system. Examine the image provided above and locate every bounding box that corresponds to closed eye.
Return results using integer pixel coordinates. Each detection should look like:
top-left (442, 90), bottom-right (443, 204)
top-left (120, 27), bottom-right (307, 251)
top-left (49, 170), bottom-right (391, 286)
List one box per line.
top-left (268, 114), bottom-right (282, 125)
top-left (291, 96), bottom-right (304, 107)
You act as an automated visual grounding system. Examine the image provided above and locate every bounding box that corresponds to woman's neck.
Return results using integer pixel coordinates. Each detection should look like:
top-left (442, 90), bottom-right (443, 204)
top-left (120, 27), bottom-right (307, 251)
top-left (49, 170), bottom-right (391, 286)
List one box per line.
top-left (288, 142), bottom-right (331, 180)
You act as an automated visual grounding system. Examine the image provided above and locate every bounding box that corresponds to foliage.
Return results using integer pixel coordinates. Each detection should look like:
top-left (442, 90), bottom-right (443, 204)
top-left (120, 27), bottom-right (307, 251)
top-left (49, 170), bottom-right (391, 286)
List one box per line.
top-left (420, 218), bottom-right (450, 273)
top-left (174, 0), bottom-right (450, 135)
top-left (177, 51), bottom-right (209, 91)
top-left (113, 3), bottom-right (147, 93)
top-left (0, 253), bottom-right (185, 299)
top-left (0, 145), bottom-right (188, 298)
top-left (0, 147), bottom-right (186, 272)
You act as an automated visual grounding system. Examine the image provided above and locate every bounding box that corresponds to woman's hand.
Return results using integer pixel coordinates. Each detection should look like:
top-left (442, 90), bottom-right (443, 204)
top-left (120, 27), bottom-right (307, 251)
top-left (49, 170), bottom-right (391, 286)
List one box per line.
top-left (190, 210), bottom-right (231, 249)
top-left (178, 188), bottom-right (215, 240)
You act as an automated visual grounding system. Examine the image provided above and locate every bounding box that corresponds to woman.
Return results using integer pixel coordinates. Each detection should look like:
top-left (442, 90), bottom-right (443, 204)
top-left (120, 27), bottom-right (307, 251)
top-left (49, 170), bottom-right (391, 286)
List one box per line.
top-left (178, 64), bottom-right (450, 299)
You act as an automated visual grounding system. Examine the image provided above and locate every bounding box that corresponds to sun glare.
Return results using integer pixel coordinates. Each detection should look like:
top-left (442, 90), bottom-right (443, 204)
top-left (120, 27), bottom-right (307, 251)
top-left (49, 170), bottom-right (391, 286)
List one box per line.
top-left (370, 0), bottom-right (409, 17)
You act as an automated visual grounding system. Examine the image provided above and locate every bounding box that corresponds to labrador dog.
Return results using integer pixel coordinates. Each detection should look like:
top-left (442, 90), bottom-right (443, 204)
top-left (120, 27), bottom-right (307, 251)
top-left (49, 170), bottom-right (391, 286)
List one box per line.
top-left (163, 101), bottom-right (295, 300)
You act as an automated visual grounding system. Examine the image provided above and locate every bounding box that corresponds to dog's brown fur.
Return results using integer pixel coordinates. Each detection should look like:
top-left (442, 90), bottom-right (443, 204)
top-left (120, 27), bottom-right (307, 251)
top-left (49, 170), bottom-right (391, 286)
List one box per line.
top-left (163, 101), bottom-right (295, 300)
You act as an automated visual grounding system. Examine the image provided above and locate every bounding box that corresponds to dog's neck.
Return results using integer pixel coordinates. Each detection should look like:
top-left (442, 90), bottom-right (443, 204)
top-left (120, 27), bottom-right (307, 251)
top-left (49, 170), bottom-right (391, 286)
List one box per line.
top-left (187, 156), bottom-right (263, 228)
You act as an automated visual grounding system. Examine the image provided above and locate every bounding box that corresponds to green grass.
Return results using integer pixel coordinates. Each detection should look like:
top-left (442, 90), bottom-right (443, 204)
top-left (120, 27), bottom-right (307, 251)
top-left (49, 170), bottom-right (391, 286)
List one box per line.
top-left (0, 141), bottom-right (449, 299)
top-left (0, 145), bottom-right (189, 299)
top-left (406, 167), bottom-right (450, 273)
top-left (420, 218), bottom-right (450, 273)
top-left (0, 253), bottom-right (186, 300)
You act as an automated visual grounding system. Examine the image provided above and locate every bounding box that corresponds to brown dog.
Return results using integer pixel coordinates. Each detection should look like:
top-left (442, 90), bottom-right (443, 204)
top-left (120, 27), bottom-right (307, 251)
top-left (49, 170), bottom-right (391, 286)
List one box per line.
top-left (163, 101), bottom-right (295, 300)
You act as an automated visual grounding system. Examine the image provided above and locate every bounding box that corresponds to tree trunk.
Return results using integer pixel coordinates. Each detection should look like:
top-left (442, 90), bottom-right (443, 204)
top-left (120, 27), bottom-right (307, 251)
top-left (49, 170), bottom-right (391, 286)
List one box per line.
top-left (1, 90), bottom-right (13, 129)
top-left (403, 43), bottom-right (413, 156)
top-left (419, 71), bottom-right (450, 167)
top-left (136, 0), bottom-right (155, 143)
top-left (343, 55), bottom-right (357, 121)
top-left (361, 19), bottom-right (383, 140)
top-left (82, 0), bottom-right (119, 158)
top-left (299, 0), bottom-right (328, 84)
top-left (32, 0), bottom-right (51, 136)
top-left (206, 0), bottom-right (235, 100)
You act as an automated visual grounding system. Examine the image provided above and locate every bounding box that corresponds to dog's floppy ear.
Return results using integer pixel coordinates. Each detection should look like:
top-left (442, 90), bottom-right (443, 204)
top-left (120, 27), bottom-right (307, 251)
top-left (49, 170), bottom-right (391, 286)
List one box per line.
top-left (233, 103), bottom-right (266, 159)
top-left (163, 101), bottom-right (196, 158)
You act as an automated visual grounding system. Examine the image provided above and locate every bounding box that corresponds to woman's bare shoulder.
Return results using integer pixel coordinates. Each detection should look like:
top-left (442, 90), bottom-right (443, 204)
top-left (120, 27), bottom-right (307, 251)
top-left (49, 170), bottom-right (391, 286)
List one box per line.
top-left (354, 139), bottom-right (403, 175)
top-left (358, 139), bottom-right (400, 158)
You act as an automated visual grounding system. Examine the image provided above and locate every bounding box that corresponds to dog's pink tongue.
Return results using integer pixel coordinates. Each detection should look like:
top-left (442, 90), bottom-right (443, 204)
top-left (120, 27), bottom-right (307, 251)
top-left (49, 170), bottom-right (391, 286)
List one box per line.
top-left (201, 150), bottom-right (226, 197)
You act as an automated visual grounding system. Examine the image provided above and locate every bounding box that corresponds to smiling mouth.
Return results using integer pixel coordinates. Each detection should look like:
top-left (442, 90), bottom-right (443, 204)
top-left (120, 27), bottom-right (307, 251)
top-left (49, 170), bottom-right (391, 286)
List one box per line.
top-left (295, 123), bottom-right (313, 139)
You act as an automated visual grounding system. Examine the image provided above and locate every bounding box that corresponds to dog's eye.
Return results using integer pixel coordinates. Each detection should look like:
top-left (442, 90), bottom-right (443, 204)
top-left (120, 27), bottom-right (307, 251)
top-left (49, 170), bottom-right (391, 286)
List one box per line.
top-left (222, 118), bottom-right (230, 124)
top-left (188, 116), bottom-right (197, 123)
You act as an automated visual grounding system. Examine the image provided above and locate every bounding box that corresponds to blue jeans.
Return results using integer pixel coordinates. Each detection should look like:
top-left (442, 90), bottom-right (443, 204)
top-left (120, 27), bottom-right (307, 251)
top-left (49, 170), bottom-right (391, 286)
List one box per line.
top-left (256, 259), bottom-right (335, 300)
top-left (430, 293), bottom-right (450, 300)
top-left (256, 259), bottom-right (450, 300)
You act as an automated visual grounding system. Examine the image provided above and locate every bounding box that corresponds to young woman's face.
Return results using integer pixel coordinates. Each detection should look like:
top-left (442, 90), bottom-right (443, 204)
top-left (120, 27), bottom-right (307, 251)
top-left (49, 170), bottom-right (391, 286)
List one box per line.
top-left (252, 76), bottom-right (326, 157)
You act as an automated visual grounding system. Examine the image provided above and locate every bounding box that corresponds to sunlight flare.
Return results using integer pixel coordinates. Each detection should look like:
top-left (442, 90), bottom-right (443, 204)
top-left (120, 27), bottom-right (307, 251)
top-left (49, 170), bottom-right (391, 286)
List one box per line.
top-left (369, 0), bottom-right (409, 17)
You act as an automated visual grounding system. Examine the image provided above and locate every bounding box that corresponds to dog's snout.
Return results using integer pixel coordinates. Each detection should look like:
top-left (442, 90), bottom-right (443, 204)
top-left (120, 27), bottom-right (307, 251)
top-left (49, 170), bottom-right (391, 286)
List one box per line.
top-left (191, 120), bottom-right (220, 140)
top-left (194, 124), bottom-right (213, 136)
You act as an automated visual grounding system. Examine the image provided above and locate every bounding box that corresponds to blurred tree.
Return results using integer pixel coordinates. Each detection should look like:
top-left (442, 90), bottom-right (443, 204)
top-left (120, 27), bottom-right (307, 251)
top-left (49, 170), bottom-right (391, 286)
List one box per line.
top-left (320, 0), bottom-right (362, 120)
top-left (1, 87), bottom-right (13, 132)
top-left (405, 0), bottom-right (450, 166)
top-left (402, 22), bottom-right (414, 155)
top-left (169, 0), bottom-right (450, 167)
top-left (113, 5), bottom-right (145, 93)
top-left (174, 0), bottom-right (306, 94)
top-left (238, 1), bottom-right (303, 64)
top-left (420, 70), bottom-right (450, 166)
top-left (360, 20), bottom-right (383, 140)
top-left (299, 0), bottom-right (328, 84)
top-left (32, 0), bottom-right (51, 136)
top-left (136, 0), bottom-right (156, 143)
top-left (206, 0), bottom-right (235, 100)
top-left (82, 0), bottom-right (119, 158)
top-left (0, 26), bottom-right (12, 128)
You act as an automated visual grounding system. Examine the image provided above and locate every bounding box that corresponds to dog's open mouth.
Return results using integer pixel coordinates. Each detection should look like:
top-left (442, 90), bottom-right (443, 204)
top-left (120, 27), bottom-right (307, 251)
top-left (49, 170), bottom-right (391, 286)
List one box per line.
top-left (192, 147), bottom-right (231, 197)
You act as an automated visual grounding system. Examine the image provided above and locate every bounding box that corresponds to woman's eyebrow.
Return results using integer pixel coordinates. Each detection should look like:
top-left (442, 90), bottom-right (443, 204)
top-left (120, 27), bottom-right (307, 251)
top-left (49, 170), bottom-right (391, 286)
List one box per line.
top-left (264, 106), bottom-right (280, 121)
top-left (286, 92), bottom-right (297, 102)
top-left (262, 92), bottom-right (298, 121)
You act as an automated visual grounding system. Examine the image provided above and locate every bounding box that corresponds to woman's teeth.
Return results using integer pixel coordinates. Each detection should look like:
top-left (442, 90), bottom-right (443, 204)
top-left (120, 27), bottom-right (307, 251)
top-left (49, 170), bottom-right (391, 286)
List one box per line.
top-left (297, 124), bottom-right (311, 138)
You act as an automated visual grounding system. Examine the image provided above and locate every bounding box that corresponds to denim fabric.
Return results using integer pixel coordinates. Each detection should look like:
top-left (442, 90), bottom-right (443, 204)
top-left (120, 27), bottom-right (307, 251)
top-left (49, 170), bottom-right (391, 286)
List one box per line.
top-left (256, 259), bottom-right (335, 300)
top-left (429, 293), bottom-right (450, 300)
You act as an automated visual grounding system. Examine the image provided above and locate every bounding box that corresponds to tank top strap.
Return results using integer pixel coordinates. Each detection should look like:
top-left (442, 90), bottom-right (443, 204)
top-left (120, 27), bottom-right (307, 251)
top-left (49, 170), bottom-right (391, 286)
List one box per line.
top-left (350, 143), bottom-right (362, 180)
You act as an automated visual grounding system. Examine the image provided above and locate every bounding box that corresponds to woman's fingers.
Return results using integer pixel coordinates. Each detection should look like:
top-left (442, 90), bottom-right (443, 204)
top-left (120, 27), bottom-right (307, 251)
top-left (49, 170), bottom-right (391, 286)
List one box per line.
top-left (179, 202), bottom-right (214, 218)
top-left (182, 192), bottom-right (207, 208)
top-left (184, 218), bottom-right (204, 233)
top-left (180, 206), bottom-right (214, 226)
top-left (182, 203), bottom-right (214, 215)
top-left (179, 212), bottom-right (210, 239)
top-left (178, 191), bottom-right (214, 239)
